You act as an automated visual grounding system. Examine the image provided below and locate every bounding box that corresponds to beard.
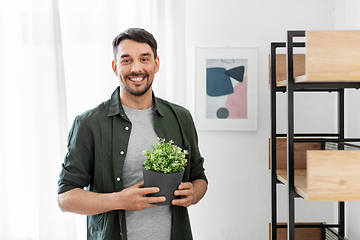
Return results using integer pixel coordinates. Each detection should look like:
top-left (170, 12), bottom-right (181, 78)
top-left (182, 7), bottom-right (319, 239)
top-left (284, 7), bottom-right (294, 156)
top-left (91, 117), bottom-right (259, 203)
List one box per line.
top-left (122, 73), bottom-right (152, 96)
top-left (124, 81), bottom-right (153, 96)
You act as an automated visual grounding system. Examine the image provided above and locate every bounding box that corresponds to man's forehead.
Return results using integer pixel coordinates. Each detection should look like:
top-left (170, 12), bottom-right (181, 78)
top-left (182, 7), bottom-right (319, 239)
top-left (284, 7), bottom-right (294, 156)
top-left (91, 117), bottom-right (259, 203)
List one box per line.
top-left (117, 39), bottom-right (153, 58)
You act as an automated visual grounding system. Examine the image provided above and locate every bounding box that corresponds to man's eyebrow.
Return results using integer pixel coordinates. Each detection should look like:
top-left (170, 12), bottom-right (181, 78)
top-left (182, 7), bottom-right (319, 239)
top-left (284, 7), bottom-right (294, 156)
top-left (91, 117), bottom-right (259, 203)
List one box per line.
top-left (119, 52), bottom-right (152, 58)
top-left (120, 54), bottom-right (130, 58)
top-left (140, 52), bottom-right (152, 57)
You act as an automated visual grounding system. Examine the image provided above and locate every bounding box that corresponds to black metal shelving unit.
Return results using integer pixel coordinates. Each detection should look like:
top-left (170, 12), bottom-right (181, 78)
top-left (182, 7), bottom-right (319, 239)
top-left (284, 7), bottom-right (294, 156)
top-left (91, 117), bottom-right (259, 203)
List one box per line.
top-left (270, 30), bottom-right (360, 240)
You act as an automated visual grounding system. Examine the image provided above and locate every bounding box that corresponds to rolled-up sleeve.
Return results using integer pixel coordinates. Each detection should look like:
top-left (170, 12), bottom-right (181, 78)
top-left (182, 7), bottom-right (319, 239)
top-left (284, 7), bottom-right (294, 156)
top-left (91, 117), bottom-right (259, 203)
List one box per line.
top-left (186, 110), bottom-right (208, 184)
top-left (58, 115), bottom-right (94, 194)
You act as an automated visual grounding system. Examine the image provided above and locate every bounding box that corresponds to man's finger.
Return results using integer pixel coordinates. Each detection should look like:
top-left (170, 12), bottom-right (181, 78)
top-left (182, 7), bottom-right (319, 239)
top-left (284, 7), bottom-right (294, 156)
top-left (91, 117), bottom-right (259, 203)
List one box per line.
top-left (178, 182), bottom-right (192, 190)
top-left (141, 186), bottom-right (161, 194)
top-left (147, 196), bottom-right (166, 204)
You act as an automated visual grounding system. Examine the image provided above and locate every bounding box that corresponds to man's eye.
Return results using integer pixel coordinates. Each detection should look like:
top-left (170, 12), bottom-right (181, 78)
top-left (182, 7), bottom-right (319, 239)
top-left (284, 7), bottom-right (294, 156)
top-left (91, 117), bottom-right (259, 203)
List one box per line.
top-left (121, 59), bottom-right (130, 64)
top-left (141, 58), bottom-right (149, 62)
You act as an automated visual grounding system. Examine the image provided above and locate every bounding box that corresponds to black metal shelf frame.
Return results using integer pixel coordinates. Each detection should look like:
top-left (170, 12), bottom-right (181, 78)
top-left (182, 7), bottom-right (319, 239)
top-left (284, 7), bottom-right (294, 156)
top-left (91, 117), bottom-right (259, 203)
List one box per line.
top-left (270, 30), bottom-right (360, 240)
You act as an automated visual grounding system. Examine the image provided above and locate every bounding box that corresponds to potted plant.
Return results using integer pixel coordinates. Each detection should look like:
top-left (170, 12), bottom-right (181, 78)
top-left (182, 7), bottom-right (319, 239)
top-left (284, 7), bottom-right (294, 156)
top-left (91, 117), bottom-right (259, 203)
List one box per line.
top-left (143, 138), bottom-right (188, 205)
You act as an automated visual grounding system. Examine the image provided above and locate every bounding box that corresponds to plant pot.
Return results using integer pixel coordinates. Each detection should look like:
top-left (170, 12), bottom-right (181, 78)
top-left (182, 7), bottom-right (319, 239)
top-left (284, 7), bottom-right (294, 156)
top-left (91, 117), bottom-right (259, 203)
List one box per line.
top-left (142, 167), bottom-right (184, 206)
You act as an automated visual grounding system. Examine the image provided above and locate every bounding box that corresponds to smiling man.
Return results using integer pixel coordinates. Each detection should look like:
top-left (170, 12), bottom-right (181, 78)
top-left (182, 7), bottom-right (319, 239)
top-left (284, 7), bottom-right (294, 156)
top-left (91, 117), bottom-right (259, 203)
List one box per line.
top-left (112, 37), bottom-right (159, 109)
top-left (57, 28), bottom-right (208, 240)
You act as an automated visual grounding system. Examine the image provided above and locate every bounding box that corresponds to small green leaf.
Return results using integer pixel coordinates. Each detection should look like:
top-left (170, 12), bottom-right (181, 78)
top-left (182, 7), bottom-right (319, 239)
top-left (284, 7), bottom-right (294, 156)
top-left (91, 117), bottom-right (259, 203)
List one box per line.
top-left (143, 138), bottom-right (187, 173)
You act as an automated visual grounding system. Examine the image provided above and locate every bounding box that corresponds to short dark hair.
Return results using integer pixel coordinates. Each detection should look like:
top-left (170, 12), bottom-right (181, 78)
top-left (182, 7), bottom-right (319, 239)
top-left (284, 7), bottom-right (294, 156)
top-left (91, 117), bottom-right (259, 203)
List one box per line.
top-left (112, 28), bottom-right (158, 60)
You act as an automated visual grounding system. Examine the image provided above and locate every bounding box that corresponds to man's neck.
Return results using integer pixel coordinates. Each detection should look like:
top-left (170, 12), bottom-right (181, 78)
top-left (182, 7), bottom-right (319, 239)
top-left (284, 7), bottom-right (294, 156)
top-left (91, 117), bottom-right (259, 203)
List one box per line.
top-left (119, 89), bottom-right (154, 110)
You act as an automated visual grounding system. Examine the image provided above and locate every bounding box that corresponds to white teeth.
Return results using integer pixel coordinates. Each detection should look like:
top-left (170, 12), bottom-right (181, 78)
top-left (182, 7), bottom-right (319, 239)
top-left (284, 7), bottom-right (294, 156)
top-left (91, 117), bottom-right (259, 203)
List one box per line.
top-left (130, 77), bottom-right (143, 82)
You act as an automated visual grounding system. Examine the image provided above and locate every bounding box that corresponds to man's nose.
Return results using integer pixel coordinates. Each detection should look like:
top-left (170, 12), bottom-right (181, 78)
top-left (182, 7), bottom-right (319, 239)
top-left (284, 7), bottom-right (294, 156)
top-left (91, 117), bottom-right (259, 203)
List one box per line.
top-left (131, 60), bottom-right (142, 73)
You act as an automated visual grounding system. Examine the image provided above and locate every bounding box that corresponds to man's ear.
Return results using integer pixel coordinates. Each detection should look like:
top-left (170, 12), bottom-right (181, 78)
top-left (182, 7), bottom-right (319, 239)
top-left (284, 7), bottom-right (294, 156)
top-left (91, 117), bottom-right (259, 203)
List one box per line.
top-left (112, 60), bottom-right (118, 76)
top-left (155, 56), bottom-right (160, 73)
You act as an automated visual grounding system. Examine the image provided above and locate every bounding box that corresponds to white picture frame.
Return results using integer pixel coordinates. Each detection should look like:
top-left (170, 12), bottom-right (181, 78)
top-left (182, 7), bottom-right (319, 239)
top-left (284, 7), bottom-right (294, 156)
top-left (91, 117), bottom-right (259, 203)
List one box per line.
top-left (195, 47), bottom-right (258, 131)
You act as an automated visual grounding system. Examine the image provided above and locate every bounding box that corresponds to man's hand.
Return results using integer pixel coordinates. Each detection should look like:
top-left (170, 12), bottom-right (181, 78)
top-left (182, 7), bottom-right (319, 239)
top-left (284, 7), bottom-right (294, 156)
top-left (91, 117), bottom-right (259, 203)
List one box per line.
top-left (117, 181), bottom-right (165, 211)
top-left (172, 179), bottom-right (207, 207)
top-left (58, 181), bottom-right (166, 216)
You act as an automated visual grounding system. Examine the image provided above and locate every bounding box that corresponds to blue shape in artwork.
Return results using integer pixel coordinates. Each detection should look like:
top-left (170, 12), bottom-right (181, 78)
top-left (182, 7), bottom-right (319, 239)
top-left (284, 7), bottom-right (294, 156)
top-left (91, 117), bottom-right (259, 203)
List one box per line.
top-left (225, 66), bottom-right (245, 82)
top-left (206, 67), bottom-right (234, 97)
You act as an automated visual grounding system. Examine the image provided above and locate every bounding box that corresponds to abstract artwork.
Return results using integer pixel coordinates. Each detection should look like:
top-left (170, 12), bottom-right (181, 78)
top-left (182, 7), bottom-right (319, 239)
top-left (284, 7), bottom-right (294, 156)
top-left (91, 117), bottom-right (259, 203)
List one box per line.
top-left (206, 59), bottom-right (247, 119)
top-left (196, 48), bottom-right (257, 130)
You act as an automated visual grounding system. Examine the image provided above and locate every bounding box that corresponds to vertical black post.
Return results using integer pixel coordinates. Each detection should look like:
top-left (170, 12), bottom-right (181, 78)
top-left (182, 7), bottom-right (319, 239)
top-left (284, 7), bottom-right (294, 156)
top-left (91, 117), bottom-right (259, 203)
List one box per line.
top-left (270, 42), bottom-right (281, 240)
top-left (338, 89), bottom-right (345, 237)
top-left (321, 225), bottom-right (326, 240)
top-left (286, 30), bottom-right (306, 240)
top-left (286, 30), bottom-right (296, 240)
top-left (338, 203), bottom-right (345, 237)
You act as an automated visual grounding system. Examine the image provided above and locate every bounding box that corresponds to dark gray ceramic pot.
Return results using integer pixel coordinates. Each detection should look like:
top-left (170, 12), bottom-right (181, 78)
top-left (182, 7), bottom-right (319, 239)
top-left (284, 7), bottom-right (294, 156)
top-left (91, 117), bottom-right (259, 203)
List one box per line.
top-left (143, 167), bottom-right (184, 205)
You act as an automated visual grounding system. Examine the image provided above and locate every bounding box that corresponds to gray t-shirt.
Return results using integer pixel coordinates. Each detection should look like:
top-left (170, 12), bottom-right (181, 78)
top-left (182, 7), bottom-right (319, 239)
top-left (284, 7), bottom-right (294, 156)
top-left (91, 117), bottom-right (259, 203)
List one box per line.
top-left (122, 105), bottom-right (171, 240)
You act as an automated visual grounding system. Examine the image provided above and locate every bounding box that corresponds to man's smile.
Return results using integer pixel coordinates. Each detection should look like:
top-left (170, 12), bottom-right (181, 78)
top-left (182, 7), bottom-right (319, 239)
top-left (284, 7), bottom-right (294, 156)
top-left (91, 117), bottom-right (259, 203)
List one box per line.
top-left (126, 73), bottom-right (149, 84)
top-left (129, 77), bottom-right (145, 82)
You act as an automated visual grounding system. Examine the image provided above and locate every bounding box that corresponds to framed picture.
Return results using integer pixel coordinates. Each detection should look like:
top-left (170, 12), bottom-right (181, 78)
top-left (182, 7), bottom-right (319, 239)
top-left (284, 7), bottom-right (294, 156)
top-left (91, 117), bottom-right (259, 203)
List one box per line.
top-left (195, 47), bottom-right (257, 131)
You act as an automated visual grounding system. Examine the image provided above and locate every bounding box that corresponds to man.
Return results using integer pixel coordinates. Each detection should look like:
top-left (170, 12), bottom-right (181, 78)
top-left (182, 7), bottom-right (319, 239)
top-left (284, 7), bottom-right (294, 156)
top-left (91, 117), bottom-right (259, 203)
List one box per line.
top-left (57, 28), bottom-right (208, 240)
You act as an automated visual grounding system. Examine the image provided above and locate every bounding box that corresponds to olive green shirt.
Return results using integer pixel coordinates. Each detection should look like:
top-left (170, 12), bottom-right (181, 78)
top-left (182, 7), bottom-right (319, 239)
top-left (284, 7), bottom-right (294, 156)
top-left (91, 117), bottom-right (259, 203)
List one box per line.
top-left (58, 87), bottom-right (208, 240)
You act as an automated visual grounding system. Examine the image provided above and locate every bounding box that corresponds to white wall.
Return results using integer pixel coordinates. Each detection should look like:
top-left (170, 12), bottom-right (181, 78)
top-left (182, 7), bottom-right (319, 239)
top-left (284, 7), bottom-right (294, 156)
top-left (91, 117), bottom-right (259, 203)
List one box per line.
top-left (334, 0), bottom-right (360, 238)
top-left (184, 0), bottom-right (338, 239)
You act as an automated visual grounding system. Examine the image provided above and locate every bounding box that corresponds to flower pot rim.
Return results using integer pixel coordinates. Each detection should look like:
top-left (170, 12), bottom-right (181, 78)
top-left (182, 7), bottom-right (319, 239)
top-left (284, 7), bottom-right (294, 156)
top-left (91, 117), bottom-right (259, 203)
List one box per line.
top-left (142, 166), bottom-right (185, 175)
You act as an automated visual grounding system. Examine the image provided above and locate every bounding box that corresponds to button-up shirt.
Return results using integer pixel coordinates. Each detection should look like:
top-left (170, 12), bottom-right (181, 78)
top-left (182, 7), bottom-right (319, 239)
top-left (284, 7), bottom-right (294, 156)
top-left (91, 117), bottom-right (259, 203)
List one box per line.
top-left (58, 87), bottom-right (208, 240)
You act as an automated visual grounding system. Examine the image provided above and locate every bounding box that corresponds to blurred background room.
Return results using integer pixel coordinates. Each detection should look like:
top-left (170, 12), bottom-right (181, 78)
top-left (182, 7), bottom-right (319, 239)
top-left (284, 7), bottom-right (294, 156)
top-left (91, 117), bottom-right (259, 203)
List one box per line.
top-left (0, 0), bottom-right (360, 239)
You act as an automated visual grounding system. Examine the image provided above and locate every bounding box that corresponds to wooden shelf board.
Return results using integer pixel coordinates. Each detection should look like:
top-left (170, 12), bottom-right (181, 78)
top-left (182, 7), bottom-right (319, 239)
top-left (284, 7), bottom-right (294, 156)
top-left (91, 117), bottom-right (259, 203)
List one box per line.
top-left (270, 138), bottom-right (322, 170)
top-left (276, 169), bottom-right (309, 200)
top-left (274, 31), bottom-right (360, 86)
top-left (270, 222), bottom-right (322, 240)
top-left (307, 150), bottom-right (360, 201)
top-left (277, 74), bottom-right (360, 87)
top-left (272, 54), bottom-right (305, 87)
top-left (295, 74), bottom-right (360, 83)
top-left (276, 80), bottom-right (287, 87)
top-left (306, 30), bottom-right (360, 81)
top-left (275, 150), bottom-right (360, 201)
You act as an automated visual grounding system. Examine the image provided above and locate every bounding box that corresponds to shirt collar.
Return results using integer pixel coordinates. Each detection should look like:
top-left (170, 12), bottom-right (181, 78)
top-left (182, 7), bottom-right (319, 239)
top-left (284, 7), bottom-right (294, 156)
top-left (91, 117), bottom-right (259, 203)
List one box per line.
top-left (107, 87), bottom-right (165, 117)
top-left (153, 93), bottom-right (165, 117)
top-left (107, 87), bottom-right (123, 117)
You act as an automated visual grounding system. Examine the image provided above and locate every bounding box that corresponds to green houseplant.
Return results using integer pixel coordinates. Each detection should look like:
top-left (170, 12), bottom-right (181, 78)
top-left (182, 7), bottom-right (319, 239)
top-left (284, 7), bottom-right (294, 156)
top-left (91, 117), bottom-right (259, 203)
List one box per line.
top-left (143, 138), bottom-right (188, 205)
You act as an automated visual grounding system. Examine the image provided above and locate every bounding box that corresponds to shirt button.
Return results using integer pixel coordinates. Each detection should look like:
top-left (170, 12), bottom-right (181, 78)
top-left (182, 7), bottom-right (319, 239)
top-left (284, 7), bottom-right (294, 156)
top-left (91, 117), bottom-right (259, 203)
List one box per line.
top-left (117, 177), bottom-right (121, 182)
top-left (120, 151), bottom-right (124, 155)
top-left (125, 126), bottom-right (129, 131)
